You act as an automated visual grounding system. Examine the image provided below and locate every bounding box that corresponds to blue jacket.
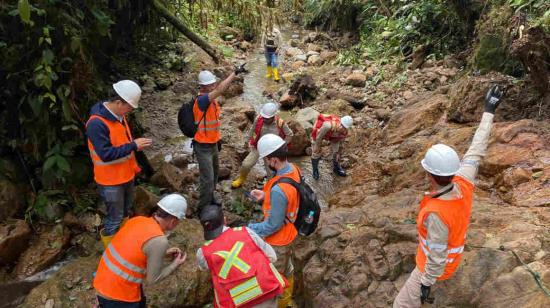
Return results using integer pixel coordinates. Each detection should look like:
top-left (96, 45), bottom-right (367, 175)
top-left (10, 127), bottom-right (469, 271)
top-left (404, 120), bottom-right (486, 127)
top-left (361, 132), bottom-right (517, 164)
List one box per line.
top-left (86, 102), bottom-right (137, 162)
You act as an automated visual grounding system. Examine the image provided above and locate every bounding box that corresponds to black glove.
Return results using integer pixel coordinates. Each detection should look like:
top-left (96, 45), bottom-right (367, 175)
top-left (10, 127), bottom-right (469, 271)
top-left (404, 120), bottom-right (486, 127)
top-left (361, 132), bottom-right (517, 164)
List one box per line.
top-left (484, 85), bottom-right (503, 114)
top-left (234, 63), bottom-right (248, 75)
top-left (420, 284), bottom-right (434, 304)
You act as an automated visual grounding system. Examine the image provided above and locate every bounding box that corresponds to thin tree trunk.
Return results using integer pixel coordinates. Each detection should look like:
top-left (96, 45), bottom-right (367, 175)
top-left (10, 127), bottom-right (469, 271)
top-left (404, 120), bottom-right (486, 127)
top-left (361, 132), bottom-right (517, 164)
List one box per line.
top-left (152, 0), bottom-right (221, 63)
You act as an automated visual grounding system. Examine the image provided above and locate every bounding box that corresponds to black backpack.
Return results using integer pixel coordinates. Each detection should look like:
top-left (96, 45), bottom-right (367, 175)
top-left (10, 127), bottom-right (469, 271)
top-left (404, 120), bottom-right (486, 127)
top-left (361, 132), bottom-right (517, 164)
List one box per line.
top-left (178, 96), bottom-right (213, 138)
top-left (274, 169), bottom-right (321, 236)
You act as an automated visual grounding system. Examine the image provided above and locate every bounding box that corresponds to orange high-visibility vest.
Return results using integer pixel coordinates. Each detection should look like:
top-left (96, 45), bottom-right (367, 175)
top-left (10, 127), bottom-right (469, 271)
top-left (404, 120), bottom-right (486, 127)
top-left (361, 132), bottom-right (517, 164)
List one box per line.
top-left (261, 164), bottom-right (300, 246)
top-left (249, 115), bottom-right (286, 147)
top-left (311, 114), bottom-right (348, 142)
top-left (415, 176), bottom-right (474, 280)
top-left (93, 216), bottom-right (164, 302)
top-left (86, 115), bottom-right (140, 186)
top-left (201, 227), bottom-right (286, 308)
top-left (193, 95), bottom-right (221, 144)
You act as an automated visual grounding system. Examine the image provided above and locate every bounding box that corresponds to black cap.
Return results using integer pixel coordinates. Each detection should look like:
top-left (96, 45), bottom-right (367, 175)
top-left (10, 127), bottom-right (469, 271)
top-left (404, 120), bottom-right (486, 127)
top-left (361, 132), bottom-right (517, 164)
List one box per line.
top-left (200, 205), bottom-right (224, 240)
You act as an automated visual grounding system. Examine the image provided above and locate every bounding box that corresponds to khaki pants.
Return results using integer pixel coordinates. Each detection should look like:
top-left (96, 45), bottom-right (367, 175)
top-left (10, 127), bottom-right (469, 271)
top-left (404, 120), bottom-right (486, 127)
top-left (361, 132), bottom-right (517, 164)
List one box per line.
top-left (241, 148), bottom-right (272, 177)
top-left (272, 244), bottom-right (294, 277)
top-left (393, 267), bottom-right (423, 308)
top-left (311, 139), bottom-right (342, 160)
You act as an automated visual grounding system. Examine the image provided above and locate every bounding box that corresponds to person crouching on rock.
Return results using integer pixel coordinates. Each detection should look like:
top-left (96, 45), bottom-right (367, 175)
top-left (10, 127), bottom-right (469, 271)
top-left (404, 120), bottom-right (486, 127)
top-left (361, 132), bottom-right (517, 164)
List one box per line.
top-left (310, 114), bottom-right (353, 180)
top-left (93, 194), bottom-right (188, 307)
top-left (247, 134), bottom-right (302, 308)
top-left (232, 101), bottom-right (294, 188)
top-left (197, 205), bottom-right (286, 308)
top-left (393, 85), bottom-right (504, 307)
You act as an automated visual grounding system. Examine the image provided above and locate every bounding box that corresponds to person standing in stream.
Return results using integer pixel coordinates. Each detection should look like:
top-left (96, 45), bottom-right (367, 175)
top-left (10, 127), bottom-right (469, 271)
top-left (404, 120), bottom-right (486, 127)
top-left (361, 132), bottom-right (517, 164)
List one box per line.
top-left (231, 101), bottom-right (293, 188)
top-left (86, 80), bottom-right (152, 247)
top-left (393, 85), bottom-right (504, 307)
top-left (193, 66), bottom-right (247, 211)
top-left (261, 27), bottom-right (283, 82)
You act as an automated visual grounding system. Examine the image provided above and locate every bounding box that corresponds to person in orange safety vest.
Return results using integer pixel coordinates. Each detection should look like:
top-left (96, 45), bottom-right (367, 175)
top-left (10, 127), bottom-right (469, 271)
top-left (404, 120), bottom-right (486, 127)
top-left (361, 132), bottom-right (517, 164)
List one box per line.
top-left (247, 134), bottom-right (301, 308)
top-left (93, 194), bottom-right (188, 307)
top-left (197, 205), bottom-right (286, 308)
top-left (393, 85), bottom-right (504, 307)
top-left (86, 80), bottom-right (152, 247)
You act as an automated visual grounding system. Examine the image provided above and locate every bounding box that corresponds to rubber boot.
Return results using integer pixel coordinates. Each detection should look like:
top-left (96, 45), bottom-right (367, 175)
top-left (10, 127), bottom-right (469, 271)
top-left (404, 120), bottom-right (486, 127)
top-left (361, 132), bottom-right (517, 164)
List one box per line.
top-left (333, 159), bottom-right (347, 177)
top-left (311, 158), bottom-right (320, 180)
top-left (231, 170), bottom-right (249, 189)
top-left (100, 229), bottom-right (114, 248)
top-left (266, 66), bottom-right (273, 78)
top-left (273, 67), bottom-right (280, 82)
top-left (277, 275), bottom-right (294, 308)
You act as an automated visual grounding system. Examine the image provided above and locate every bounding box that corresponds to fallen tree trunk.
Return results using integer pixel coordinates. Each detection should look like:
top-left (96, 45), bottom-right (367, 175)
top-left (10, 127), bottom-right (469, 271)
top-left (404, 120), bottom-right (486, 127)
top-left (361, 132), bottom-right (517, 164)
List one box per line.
top-left (152, 0), bottom-right (221, 63)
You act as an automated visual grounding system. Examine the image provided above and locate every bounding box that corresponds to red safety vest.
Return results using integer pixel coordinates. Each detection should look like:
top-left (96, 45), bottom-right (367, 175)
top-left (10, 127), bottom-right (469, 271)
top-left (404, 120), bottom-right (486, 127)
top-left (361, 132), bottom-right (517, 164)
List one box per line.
top-left (261, 164), bottom-right (300, 246)
top-left (311, 114), bottom-right (348, 142)
top-left (93, 216), bottom-right (164, 302)
top-left (202, 227), bottom-right (286, 308)
top-left (249, 115), bottom-right (286, 147)
top-left (415, 176), bottom-right (474, 280)
top-left (86, 115), bottom-right (140, 186)
top-left (193, 95), bottom-right (221, 144)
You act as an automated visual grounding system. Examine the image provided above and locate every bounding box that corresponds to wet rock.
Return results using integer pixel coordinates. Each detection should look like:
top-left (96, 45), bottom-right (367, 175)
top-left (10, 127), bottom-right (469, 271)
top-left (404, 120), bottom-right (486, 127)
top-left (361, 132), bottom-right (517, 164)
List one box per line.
top-left (172, 154), bottom-right (190, 169)
top-left (279, 91), bottom-right (299, 108)
top-left (293, 54), bottom-right (307, 62)
top-left (0, 179), bottom-right (25, 221)
top-left (307, 43), bottom-right (322, 53)
top-left (150, 162), bottom-right (185, 191)
top-left (374, 108), bottom-right (391, 120)
top-left (218, 165), bottom-right (232, 180)
top-left (134, 185), bottom-right (160, 216)
top-left (23, 220), bottom-right (212, 307)
top-left (62, 212), bottom-right (84, 231)
top-left (224, 82), bottom-right (244, 99)
top-left (346, 73), bottom-right (367, 87)
top-left (295, 107), bottom-right (320, 133)
top-left (0, 219), bottom-right (31, 265)
top-left (15, 224), bottom-right (71, 278)
top-left (306, 50), bottom-right (320, 58)
top-left (291, 61), bottom-right (306, 70)
top-left (320, 50), bottom-right (338, 62)
top-left (286, 47), bottom-right (304, 58)
top-left (307, 54), bottom-right (322, 66)
top-left (287, 120), bottom-right (310, 156)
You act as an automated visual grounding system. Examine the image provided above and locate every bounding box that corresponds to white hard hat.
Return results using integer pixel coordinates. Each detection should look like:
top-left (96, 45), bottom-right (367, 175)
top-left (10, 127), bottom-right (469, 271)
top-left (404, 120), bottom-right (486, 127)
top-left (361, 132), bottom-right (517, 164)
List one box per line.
top-left (421, 144), bottom-right (460, 176)
top-left (157, 194), bottom-right (187, 220)
top-left (341, 116), bottom-right (353, 129)
top-left (198, 70), bottom-right (218, 85)
top-left (260, 102), bottom-right (279, 118)
top-left (257, 134), bottom-right (286, 159)
top-left (113, 80), bottom-right (141, 108)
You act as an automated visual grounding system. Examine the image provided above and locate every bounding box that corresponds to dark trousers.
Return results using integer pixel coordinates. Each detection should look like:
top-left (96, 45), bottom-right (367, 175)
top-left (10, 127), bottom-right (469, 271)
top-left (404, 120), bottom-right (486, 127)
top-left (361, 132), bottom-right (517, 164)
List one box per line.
top-left (97, 290), bottom-right (146, 308)
top-left (98, 179), bottom-right (135, 236)
top-left (194, 142), bottom-right (219, 210)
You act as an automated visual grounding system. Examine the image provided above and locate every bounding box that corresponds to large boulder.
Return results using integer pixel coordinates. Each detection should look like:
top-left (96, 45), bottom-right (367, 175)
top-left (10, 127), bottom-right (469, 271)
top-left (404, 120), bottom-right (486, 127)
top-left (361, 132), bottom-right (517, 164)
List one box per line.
top-left (134, 185), bottom-right (160, 216)
top-left (295, 107), bottom-right (320, 133)
top-left (150, 162), bottom-right (185, 192)
top-left (22, 219), bottom-right (212, 308)
top-left (15, 224), bottom-right (71, 278)
top-left (286, 47), bottom-right (305, 58)
top-left (0, 179), bottom-right (25, 221)
top-left (287, 120), bottom-right (310, 156)
top-left (345, 73), bottom-right (367, 87)
top-left (307, 55), bottom-right (322, 66)
top-left (0, 219), bottom-right (31, 265)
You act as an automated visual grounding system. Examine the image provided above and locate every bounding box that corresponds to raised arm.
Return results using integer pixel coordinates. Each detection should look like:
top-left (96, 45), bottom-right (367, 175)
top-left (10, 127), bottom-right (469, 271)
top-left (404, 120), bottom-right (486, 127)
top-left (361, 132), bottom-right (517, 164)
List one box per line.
top-left (456, 85), bottom-right (503, 183)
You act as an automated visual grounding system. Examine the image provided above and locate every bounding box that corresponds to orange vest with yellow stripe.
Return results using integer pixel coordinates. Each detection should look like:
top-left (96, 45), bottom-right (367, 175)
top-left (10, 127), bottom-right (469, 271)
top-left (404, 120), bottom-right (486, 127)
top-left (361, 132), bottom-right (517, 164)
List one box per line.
top-left (86, 115), bottom-right (140, 185)
top-left (416, 176), bottom-right (474, 280)
top-left (261, 164), bottom-right (300, 246)
top-left (193, 95), bottom-right (221, 144)
top-left (202, 227), bottom-right (286, 308)
top-left (93, 216), bottom-right (164, 302)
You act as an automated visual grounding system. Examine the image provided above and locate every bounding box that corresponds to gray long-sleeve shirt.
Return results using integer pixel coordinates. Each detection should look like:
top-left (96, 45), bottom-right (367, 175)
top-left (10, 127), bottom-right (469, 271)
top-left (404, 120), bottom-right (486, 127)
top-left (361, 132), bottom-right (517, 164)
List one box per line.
top-left (420, 112), bottom-right (495, 286)
top-left (196, 227), bottom-right (277, 270)
top-left (142, 236), bottom-right (180, 285)
top-left (247, 116), bottom-right (294, 146)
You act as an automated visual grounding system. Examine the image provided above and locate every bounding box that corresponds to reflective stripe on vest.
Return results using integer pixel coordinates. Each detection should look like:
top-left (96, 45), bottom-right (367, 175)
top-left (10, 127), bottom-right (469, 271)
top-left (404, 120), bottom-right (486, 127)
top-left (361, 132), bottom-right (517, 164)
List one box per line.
top-left (214, 241), bottom-right (251, 279)
top-left (229, 277), bottom-right (263, 306)
top-left (90, 150), bottom-right (133, 166)
top-left (193, 96), bottom-right (221, 143)
top-left (418, 235), bottom-right (464, 264)
top-left (269, 263), bottom-right (286, 288)
top-left (101, 244), bottom-right (145, 284)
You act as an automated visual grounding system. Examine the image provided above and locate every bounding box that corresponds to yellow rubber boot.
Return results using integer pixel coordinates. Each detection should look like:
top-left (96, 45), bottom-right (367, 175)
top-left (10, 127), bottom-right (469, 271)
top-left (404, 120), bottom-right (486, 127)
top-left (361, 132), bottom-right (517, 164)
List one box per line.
top-left (100, 229), bottom-right (114, 248)
top-left (278, 275), bottom-right (294, 308)
top-left (266, 66), bottom-right (273, 78)
top-left (231, 171), bottom-right (249, 189)
top-left (273, 67), bottom-right (280, 82)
